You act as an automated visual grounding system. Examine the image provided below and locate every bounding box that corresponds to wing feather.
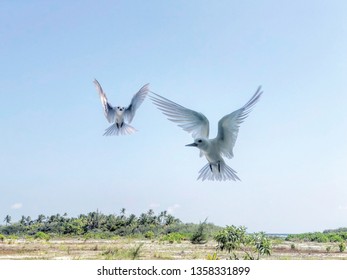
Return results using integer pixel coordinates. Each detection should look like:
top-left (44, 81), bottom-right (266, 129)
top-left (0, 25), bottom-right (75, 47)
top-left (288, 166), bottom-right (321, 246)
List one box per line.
top-left (216, 86), bottom-right (263, 159)
top-left (93, 79), bottom-right (115, 123)
top-left (150, 92), bottom-right (209, 139)
top-left (124, 83), bottom-right (150, 123)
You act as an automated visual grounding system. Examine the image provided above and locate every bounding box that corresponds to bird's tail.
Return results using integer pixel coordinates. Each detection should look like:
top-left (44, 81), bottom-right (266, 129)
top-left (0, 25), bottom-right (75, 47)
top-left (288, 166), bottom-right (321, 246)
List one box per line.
top-left (103, 123), bottom-right (137, 136)
top-left (197, 161), bottom-right (240, 181)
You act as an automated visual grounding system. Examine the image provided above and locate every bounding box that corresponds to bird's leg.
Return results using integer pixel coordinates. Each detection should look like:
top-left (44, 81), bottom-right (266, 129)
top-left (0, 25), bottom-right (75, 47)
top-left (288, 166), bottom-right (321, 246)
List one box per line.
top-left (217, 161), bottom-right (221, 173)
top-left (120, 122), bottom-right (124, 128)
top-left (209, 164), bottom-right (213, 172)
top-left (116, 123), bottom-right (120, 129)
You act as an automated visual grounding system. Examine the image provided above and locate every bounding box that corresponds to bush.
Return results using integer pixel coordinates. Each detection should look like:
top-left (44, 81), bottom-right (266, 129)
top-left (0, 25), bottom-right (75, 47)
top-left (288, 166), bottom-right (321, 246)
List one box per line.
top-left (214, 225), bottom-right (271, 260)
top-left (0, 234), bottom-right (5, 241)
top-left (34, 232), bottom-right (50, 241)
top-left (339, 242), bottom-right (346, 253)
top-left (190, 219), bottom-right (208, 244)
top-left (160, 232), bottom-right (185, 243)
top-left (144, 231), bottom-right (154, 239)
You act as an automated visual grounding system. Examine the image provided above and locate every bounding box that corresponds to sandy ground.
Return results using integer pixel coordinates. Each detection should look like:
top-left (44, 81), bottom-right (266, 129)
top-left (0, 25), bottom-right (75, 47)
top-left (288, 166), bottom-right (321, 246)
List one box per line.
top-left (1, 238), bottom-right (347, 260)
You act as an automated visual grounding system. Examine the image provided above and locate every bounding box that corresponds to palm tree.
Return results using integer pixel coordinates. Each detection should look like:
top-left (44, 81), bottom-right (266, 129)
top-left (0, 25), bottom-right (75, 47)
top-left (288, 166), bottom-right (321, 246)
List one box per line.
top-left (19, 215), bottom-right (26, 226)
top-left (25, 216), bottom-right (32, 226)
top-left (157, 211), bottom-right (167, 225)
top-left (138, 213), bottom-right (149, 226)
top-left (3, 215), bottom-right (11, 225)
top-left (36, 214), bottom-right (46, 224)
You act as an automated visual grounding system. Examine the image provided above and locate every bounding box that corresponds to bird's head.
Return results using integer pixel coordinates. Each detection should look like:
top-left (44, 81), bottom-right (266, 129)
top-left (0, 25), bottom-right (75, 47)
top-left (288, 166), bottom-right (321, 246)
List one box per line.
top-left (186, 138), bottom-right (209, 151)
top-left (116, 106), bottom-right (125, 112)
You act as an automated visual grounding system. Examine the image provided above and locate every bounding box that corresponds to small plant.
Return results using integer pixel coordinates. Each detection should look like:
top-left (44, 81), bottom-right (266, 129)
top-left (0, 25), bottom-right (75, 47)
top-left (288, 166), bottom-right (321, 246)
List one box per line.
top-left (130, 243), bottom-right (144, 260)
top-left (0, 234), bottom-right (5, 242)
top-left (102, 248), bottom-right (120, 259)
top-left (339, 242), bottom-right (346, 253)
top-left (326, 246), bottom-right (331, 252)
top-left (290, 244), bottom-right (296, 250)
top-left (206, 252), bottom-right (219, 260)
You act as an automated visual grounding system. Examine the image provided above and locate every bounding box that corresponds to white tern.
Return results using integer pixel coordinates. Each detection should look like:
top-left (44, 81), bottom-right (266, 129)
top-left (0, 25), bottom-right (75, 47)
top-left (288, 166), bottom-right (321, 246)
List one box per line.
top-left (150, 86), bottom-right (262, 181)
top-left (93, 79), bottom-right (149, 136)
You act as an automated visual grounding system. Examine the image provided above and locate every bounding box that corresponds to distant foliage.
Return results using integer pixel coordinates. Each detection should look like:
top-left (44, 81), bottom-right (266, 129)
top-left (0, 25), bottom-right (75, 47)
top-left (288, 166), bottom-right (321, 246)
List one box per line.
top-left (286, 232), bottom-right (347, 243)
top-left (0, 210), bottom-right (225, 243)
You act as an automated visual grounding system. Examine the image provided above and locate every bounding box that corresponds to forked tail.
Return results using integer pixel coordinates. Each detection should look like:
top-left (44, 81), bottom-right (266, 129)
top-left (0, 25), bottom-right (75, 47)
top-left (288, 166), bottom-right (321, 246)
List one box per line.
top-left (103, 122), bottom-right (137, 136)
top-left (197, 161), bottom-right (240, 181)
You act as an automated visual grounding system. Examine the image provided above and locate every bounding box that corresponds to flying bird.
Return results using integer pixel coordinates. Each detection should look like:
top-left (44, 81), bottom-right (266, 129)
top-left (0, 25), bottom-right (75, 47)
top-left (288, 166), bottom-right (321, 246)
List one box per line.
top-left (93, 79), bottom-right (149, 136)
top-left (150, 86), bottom-right (262, 181)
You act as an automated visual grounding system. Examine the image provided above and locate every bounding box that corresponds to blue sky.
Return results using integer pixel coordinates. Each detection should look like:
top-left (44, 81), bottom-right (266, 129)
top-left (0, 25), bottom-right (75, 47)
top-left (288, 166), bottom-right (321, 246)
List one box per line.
top-left (1, 0), bottom-right (347, 233)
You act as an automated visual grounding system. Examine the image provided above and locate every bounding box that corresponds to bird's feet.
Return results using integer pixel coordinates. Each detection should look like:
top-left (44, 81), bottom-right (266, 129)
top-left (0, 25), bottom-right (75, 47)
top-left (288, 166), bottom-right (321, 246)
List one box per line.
top-left (209, 161), bottom-right (221, 173)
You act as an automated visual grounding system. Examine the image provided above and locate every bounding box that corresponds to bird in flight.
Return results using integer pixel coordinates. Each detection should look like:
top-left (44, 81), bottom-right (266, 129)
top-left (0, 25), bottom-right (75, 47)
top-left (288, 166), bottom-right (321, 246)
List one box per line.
top-left (93, 79), bottom-right (149, 136)
top-left (150, 86), bottom-right (262, 181)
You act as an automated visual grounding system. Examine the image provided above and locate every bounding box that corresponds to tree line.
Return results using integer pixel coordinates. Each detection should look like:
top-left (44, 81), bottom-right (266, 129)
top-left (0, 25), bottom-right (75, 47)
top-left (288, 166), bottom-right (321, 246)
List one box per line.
top-left (0, 209), bottom-right (216, 238)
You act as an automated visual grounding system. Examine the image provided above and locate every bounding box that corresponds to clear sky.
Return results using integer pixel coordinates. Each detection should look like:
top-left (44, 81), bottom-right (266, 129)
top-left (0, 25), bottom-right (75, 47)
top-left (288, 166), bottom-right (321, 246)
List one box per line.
top-left (1, 0), bottom-right (347, 233)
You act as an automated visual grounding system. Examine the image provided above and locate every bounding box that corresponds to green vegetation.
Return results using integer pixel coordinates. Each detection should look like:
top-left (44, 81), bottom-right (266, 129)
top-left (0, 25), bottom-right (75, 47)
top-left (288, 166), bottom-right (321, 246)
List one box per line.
top-left (339, 242), bottom-right (346, 252)
top-left (190, 218), bottom-right (208, 244)
top-left (2, 211), bottom-right (347, 260)
top-left (0, 210), bottom-right (222, 240)
top-left (206, 252), bottom-right (220, 260)
top-left (214, 225), bottom-right (272, 260)
top-left (34, 231), bottom-right (50, 241)
top-left (286, 232), bottom-right (347, 243)
top-left (160, 232), bottom-right (186, 243)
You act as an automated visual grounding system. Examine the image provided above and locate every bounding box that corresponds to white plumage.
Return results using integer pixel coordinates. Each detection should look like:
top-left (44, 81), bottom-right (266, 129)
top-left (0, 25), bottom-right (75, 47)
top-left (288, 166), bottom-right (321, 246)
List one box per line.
top-left (150, 86), bottom-right (263, 181)
top-left (93, 79), bottom-right (149, 136)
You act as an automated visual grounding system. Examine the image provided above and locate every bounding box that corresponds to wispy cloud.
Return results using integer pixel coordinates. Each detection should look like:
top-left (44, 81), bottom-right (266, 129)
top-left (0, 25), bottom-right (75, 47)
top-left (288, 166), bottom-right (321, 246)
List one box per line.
top-left (11, 203), bottom-right (23, 210)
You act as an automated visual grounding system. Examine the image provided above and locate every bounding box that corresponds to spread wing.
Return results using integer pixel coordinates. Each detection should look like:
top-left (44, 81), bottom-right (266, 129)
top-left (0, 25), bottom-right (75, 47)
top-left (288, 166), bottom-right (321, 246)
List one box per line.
top-left (124, 83), bottom-right (150, 123)
top-left (150, 92), bottom-right (209, 139)
top-left (93, 79), bottom-right (115, 123)
top-left (215, 86), bottom-right (263, 159)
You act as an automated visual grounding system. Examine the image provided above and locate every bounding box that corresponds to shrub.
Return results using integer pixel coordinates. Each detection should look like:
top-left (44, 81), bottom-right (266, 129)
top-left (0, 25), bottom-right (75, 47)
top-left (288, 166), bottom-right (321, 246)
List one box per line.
top-left (339, 242), bottom-right (346, 253)
top-left (328, 234), bottom-right (343, 243)
top-left (144, 231), bottom-right (154, 239)
top-left (34, 231), bottom-right (50, 241)
top-left (160, 232), bottom-right (185, 243)
top-left (190, 219), bottom-right (208, 244)
top-left (0, 234), bottom-right (5, 242)
top-left (214, 225), bottom-right (271, 260)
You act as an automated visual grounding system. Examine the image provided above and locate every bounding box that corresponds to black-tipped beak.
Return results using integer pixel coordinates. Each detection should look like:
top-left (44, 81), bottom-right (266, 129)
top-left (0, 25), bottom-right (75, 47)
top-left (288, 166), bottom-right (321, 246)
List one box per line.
top-left (185, 143), bottom-right (198, 147)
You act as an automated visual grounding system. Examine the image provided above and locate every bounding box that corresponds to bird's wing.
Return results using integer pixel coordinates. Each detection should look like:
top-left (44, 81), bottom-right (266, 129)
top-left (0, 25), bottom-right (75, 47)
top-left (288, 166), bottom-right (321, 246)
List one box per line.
top-left (150, 92), bottom-right (209, 139)
top-left (124, 83), bottom-right (150, 123)
top-left (216, 86), bottom-right (263, 159)
top-left (93, 79), bottom-right (115, 123)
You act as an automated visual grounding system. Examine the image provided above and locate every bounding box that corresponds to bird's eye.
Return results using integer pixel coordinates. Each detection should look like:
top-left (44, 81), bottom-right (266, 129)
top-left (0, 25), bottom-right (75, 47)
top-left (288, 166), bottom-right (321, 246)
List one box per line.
top-left (198, 140), bottom-right (202, 143)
